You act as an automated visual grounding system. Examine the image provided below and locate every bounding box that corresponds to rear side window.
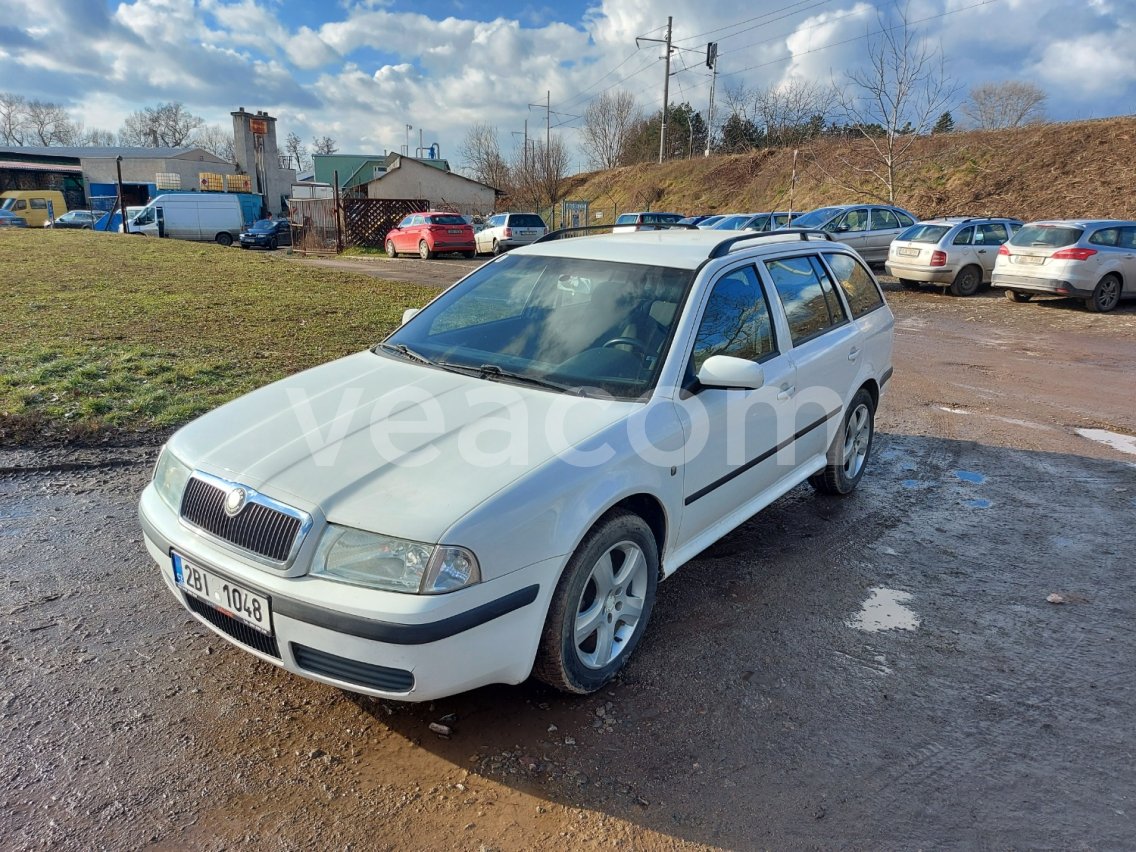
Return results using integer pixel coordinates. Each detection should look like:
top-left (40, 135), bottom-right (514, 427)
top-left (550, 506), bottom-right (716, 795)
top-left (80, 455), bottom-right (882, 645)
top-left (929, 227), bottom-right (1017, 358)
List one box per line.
top-left (30, 198), bottom-right (47, 209)
top-left (899, 224), bottom-right (950, 243)
top-left (691, 265), bottom-right (777, 370)
top-left (615, 214), bottom-right (637, 225)
top-left (509, 214), bottom-right (546, 228)
top-left (896, 211), bottom-right (915, 227)
top-left (952, 227), bottom-right (974, 246)
top-left (1089, 228), bottom-right (1120, 247)
top-left (824, 253), bottom-right (884, 319)
top-left (1011, 225), bottom-right (1082, 248)
top-left (765, 255), bottom-right (847, 345)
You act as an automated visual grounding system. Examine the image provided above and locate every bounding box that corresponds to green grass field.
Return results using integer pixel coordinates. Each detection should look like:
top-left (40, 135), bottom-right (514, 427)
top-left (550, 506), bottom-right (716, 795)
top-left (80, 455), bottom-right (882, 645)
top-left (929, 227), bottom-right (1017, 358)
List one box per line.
top-left (0, 230), bottom-right (437, 444)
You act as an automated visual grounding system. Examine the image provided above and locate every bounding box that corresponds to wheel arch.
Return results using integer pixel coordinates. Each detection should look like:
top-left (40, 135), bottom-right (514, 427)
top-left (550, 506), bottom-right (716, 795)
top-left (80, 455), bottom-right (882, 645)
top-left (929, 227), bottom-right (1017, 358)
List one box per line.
top-left (858, 378), bottom-right (880, 411)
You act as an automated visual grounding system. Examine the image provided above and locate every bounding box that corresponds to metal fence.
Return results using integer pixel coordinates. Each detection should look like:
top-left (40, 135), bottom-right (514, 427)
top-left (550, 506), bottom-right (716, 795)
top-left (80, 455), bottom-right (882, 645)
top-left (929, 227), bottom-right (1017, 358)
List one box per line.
top-left (288, 197), bottom-right (340, 255)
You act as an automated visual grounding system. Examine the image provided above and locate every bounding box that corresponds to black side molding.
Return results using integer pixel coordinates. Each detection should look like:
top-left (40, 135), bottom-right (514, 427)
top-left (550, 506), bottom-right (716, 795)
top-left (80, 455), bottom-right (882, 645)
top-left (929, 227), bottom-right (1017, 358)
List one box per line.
top-left (274, 584), bottom-right (540, 646)
top-left (881, 367), bottom-right (894, 386)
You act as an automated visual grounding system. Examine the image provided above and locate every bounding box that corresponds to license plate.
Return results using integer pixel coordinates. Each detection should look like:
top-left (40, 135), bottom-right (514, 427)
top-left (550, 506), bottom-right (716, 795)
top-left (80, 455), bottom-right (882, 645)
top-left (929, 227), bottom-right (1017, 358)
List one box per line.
top-left (1018, 254), bottom-right (1044, 265)
top-left (897, 247), bottom-right (920, 257)
top-left (448, 229), bottom-right (461, 234)
top-left (172, 552), bottom-right (273, 635)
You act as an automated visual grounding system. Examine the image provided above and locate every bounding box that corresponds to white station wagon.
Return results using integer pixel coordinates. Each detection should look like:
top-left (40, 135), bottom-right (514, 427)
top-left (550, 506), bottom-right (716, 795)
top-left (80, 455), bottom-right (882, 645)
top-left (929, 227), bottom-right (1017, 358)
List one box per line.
top-left (139, 228), bottom-right (894, 701)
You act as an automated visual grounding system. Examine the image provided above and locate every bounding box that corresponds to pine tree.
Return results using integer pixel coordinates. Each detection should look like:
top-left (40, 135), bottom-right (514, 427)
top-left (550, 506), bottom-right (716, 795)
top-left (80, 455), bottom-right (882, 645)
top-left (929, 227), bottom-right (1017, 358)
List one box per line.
top-left (932, 111), bottom-right (955, 134)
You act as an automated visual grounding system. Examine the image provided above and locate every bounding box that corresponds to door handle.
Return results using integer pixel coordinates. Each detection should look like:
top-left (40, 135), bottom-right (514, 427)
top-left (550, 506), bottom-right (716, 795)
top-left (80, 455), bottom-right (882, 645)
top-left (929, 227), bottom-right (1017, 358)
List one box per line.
top-left (978, 249), bottom-right (987, 254)
top-left (777, 385), bottom-right (796, 400)
top-left (848, 347), bottom-right (861, 362)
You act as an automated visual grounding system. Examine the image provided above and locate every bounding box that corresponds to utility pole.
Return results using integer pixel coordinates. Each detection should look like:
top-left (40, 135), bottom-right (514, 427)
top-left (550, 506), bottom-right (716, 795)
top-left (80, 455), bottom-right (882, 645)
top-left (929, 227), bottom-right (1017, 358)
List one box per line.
top-left (705, 42), bottom-right (718, 157)
top-left (637, 17), bottom-right (674, 164)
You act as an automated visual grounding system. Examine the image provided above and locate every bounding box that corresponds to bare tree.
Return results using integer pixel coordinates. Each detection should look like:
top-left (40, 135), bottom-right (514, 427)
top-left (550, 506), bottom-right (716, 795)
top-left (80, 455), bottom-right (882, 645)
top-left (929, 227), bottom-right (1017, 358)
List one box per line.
top-left (282, 131), bottom-right (308, 171)
top-left (580, 90), bottom-right (641, 170)
top-left (828, 7), bottom-right (958, 202)
top-left (459, 122), bottom-right (510, 188)
top-left (510, 136), bottom-right (568, 221)
top-left (118, 102), bottom-right (204, 147)
top-left (24, 99), bottom-right (78, 146)
top-left (964, 81), bottom-right (1047, 130)
top-left (194, 124), bottom-right (235, 162)
top-left (755, 79), bottom-right (832, 147)
top-left (0, 92), bottom-right (28, 144)
top-left (312, 135), bottom-right (338, 156)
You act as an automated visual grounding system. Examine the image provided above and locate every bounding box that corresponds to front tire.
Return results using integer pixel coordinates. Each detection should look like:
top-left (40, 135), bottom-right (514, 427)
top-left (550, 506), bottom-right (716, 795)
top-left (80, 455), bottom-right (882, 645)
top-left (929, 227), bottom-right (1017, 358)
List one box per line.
top-left (419, 240), bottom-right (434, 260)
top-left (809, 388), bottom-right (876, 496)
top-left (386, 240), bottom-right (397, 258)
top-left (1086, 274), bottom-right (1121, 313)
top-left (534, 510), bottom-right (658, 694)
top-left (215, 232), bottom-right (233, 246)
top-left (1004, 290), bottom-right (1032, 303)
top-left (949, 264), bottom-right (982, 297)
top-left (268, 236), bottom-right (278, 251)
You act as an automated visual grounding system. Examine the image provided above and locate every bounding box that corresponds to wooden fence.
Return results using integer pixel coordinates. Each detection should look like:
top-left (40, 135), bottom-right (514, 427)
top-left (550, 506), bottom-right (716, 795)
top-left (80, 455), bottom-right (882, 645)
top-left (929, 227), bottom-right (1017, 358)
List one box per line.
top-left (342, 198), bottom-right (429, 250)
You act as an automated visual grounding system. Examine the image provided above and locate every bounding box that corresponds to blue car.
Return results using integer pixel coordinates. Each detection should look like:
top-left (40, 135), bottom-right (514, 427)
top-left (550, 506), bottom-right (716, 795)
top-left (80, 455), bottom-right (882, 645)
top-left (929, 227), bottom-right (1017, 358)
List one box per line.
top-left (0, 209), bottom-right (28, 228)
top-left (239, 218), bottom-right (292, 250)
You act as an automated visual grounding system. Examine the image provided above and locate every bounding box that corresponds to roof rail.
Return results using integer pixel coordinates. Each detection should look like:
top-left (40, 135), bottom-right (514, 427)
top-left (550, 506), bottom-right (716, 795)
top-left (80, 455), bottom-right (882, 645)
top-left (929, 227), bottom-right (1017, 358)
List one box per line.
top-left (533, 222), bottom-right (699, 244)
top-left (708, 228), bottom-right (833, 259)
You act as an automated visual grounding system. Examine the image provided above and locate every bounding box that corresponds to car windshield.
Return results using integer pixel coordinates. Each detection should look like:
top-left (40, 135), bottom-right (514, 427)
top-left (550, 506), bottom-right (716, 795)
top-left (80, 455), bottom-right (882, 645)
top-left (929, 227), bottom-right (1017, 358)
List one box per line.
top-left (252, 219), bottom-right (274, 229)
top-left (426, 214), bottom-right (466, 225)
top-left (898, 224), bottom-right (951, 243)
top-left (510, 214), bottom-right (546, 228)
top-left (0, 198), bottom-right (15, 211)
top-left (791, 207), bottom-right (842, 229)
top-left (1010, 224), bottom-right (1083, 248)
top-left (382, 253), bottom-right (692, 399)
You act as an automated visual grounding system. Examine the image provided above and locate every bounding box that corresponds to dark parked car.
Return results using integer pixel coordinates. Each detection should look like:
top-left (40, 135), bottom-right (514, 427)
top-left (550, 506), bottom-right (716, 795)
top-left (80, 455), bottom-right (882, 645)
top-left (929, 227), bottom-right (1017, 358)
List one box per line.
top-left (47, 210), bottom-right (101, 229)
top-left (0, 209), bottom-right (29, 228)
top-left (239, 218), bottom-right (293, 250)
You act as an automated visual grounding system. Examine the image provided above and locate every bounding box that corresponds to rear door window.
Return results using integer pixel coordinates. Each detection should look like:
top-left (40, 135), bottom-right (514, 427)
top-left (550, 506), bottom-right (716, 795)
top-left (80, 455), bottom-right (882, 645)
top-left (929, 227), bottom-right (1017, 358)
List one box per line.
top-left (765, 255), bottom-right (848, 345)
top-left (1118, 227), bottom-right (1136, 249)
top-left (872, 208), bottom-right (900, 230)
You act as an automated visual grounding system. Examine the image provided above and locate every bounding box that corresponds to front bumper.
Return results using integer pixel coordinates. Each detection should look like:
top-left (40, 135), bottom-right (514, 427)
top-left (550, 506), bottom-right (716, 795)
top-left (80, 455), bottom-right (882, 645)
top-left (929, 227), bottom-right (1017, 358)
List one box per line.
top-left (990, 273), bottom-right (1089, 297)
top-left (139, 484), bottom-right (561, 701)
top-left (239, 236), bottom-right (272, 248)
top-left (885, 261), bottom-right (955, 284)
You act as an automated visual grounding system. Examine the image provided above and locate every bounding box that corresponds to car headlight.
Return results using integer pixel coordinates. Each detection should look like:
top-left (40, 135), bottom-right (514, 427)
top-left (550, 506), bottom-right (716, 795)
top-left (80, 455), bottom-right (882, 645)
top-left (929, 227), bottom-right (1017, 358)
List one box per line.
top-left (152, 447), bottom-right (192, 511)
top-left (311, 525), bottom-right (481, 594)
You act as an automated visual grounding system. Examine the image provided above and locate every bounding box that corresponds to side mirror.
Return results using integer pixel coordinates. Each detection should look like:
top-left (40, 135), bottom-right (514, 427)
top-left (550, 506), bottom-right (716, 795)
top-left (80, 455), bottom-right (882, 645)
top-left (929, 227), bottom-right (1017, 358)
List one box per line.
top-left (401, 308), bottom-right (419, 324)
top-left (696, 355), bottom-right (765, 390)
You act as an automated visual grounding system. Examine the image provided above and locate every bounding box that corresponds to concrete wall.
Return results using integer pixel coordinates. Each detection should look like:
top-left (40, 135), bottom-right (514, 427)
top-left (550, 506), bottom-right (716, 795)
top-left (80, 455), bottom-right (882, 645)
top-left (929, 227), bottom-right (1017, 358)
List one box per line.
top-left (366, 157), bottom-right (494, 215)
top-left (232, 109), bottom-right (295, 215)
top-left (80, 152), bottom-right (234, 192)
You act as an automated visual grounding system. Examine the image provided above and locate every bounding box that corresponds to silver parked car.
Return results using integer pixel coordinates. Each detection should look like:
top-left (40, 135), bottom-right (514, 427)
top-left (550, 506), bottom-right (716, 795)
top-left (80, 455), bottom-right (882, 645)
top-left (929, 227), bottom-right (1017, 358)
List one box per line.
top-left (886, 217), bottom-right (1022, 296)
top-left (475, 212), bottom-right (548, 255)
top-left (992, 219), bottom-right (1136, 312)
top-left (788, 204), bottom-right (917, 265)
top-left (710, 212), bottom-right (795, 232)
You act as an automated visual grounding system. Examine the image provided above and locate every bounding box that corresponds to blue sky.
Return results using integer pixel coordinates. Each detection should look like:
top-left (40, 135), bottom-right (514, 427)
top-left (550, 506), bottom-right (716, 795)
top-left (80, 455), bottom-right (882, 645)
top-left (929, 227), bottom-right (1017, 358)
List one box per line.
top-left (1, 0), bottom-right (1133, 174)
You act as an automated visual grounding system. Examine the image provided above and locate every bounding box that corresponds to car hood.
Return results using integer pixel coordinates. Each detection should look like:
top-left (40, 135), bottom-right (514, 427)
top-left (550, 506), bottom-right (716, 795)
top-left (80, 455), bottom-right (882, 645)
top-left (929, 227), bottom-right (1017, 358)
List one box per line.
top-left (169, 351), bottom-right (636, 543)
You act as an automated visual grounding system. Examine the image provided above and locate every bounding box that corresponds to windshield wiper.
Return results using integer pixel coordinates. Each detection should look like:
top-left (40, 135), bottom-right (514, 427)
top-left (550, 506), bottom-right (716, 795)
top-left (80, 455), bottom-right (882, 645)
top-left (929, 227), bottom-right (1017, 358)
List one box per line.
top-left (376, 341), bottom-right (435, 365)
top-left (439, 362), bottom-right (584, 395)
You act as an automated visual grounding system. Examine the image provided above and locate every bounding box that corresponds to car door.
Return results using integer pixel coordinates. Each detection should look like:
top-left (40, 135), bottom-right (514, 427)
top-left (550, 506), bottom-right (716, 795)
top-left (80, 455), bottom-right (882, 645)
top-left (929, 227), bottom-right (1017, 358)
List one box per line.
top-left (1119, 227), bottom-right (1136, 296)
top-left (761, 253), bottom-right (861, 462)
top-left (673, 263), bottom-right (798, 545)
top-left (867, 207), bottom-right (902, 264)
top-left (831, 208), bottom-right (870, 257)
top-left (393, 215), bottom-right (414, 251)
top-left (974, 223), bottom-right (1009, 277)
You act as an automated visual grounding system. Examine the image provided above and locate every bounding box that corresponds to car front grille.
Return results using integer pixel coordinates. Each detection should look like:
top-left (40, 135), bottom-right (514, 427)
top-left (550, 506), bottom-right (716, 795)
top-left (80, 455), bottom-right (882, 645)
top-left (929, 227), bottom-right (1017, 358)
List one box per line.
top-left (291, 644), bottom-right (415, 693)
top-left (185, 594), bottom-right (281, 658)
top-left (180, 476), bottom-right (304, 563)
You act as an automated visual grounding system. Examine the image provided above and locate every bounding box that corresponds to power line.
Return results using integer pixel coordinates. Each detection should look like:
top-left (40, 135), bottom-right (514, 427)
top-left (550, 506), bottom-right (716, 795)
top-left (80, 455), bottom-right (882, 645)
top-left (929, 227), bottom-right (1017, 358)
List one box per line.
top-left (674, 0), bottom-right (836, 45)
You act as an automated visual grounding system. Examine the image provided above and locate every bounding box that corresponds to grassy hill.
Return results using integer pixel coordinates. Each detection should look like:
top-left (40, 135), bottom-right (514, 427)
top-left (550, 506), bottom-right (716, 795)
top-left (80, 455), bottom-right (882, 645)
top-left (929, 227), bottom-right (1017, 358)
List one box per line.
top-left (555, 116), bottom-right (1136, 223)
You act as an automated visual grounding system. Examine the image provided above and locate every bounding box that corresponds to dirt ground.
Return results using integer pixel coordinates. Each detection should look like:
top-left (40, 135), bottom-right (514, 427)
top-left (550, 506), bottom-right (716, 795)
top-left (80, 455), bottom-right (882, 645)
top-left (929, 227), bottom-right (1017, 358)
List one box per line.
top-left (2, 270), bottom-right (1135, 850)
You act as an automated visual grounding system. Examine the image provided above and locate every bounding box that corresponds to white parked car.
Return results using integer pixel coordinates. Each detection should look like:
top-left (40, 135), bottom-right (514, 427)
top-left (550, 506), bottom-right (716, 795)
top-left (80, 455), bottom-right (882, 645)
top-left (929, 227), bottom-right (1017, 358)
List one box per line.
top-left (475, 212), bottom-right (547, 255)
top-left (139, 228), bottom-right (894, 701)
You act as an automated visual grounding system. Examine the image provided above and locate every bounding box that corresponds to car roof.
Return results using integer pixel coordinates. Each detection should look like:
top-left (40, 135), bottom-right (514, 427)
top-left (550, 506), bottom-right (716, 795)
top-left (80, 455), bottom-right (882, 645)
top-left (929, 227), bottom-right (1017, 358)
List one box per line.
top-left (1022, 219), bottom-right (1136, 228)
top-left (917, 216), bottom-right (1021, 226)
top-left (513, 229), bottom-right (843, 270)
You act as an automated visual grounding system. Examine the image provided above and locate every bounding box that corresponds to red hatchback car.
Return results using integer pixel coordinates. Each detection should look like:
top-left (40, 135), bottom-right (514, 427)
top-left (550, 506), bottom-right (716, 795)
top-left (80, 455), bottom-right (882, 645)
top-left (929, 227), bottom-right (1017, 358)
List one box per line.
top-left (385, 211), bottom-right (476, 259)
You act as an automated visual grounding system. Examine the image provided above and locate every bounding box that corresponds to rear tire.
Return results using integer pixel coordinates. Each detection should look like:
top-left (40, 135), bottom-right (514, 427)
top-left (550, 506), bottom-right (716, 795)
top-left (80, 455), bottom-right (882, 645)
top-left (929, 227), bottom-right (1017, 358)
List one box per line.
top-left (492, 239), bottom-right (503, 256)
top-left (419, 240), bottom-right (434, 260)
top-left (809, 388), bottom-right (876, 496)
top-left (1086, 274), bottom-right (1121, 313)
top-left (533, 510), bottom-right (658, 694)
top-left (1004, 290), bottom-right (1032, 303)
top-left (386, 240), bottom-right (397, 258)
top-left (215, 232), bottom-right (233, 247)
top-left (949, 265), bottom-right (982, 297)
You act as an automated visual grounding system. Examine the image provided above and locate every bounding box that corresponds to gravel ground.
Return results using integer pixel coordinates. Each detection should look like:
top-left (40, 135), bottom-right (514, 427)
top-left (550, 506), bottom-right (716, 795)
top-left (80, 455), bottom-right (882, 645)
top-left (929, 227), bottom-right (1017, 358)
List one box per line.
top-left (2, 278), bottom-right (1135, 850)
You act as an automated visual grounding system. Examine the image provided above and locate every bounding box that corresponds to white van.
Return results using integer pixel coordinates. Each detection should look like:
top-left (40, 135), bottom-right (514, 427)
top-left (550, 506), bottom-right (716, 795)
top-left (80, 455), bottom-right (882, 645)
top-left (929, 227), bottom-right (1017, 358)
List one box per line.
top-left (131, 194), bottom-right (244, 245)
